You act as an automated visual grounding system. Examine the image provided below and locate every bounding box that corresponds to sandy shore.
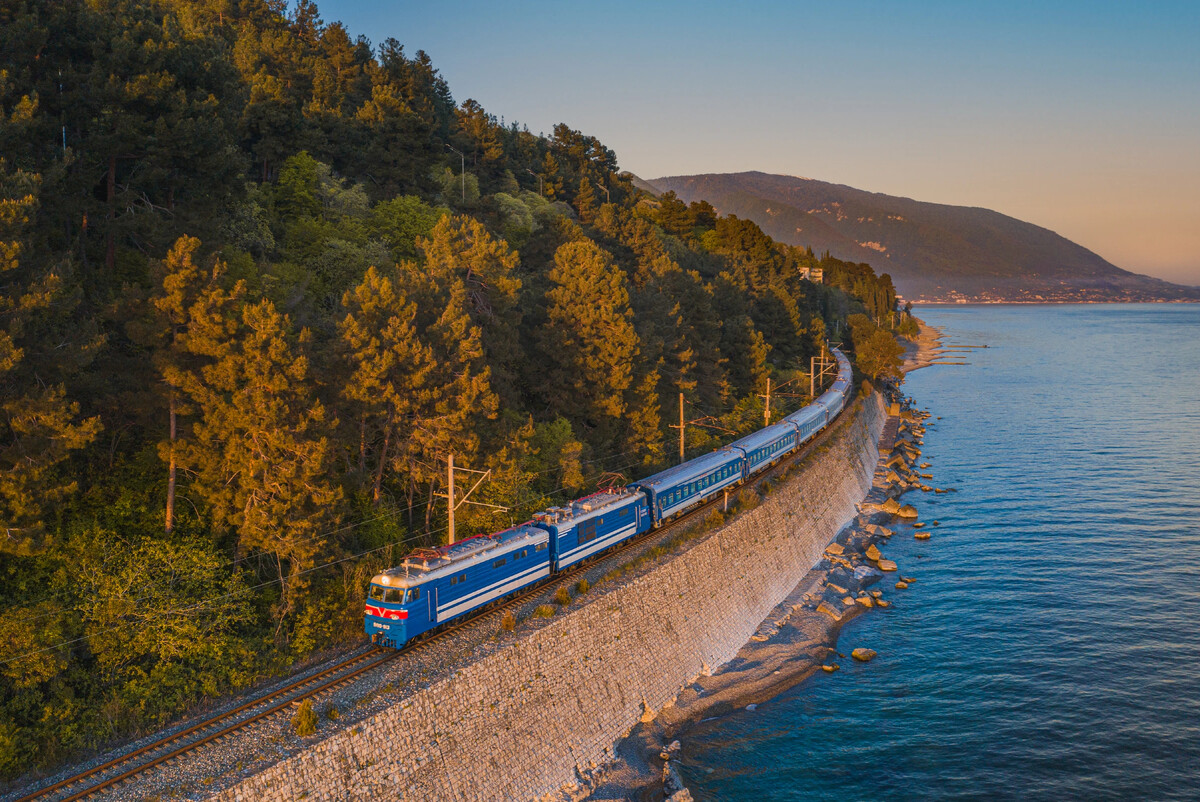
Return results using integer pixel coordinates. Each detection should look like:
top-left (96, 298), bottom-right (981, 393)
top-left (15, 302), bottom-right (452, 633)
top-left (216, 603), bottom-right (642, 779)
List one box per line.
top-left (901, 317), bottom-right (945, 373)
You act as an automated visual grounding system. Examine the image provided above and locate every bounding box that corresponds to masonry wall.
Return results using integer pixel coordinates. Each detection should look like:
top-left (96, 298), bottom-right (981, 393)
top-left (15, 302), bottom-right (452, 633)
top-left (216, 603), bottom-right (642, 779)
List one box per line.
top-left (213, 394), bottom-right (886, 802)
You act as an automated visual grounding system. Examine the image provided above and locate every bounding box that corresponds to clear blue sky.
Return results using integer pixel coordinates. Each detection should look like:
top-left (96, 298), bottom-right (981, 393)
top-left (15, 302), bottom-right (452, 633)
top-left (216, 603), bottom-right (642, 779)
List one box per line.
top-left (315, 0), bottom-right (1199, 285)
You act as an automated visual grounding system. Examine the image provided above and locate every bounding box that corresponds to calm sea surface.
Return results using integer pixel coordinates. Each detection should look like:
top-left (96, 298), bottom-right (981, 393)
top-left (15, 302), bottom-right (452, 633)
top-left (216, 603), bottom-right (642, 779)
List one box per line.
top-left (678, 304), bottom-right (1200, 801)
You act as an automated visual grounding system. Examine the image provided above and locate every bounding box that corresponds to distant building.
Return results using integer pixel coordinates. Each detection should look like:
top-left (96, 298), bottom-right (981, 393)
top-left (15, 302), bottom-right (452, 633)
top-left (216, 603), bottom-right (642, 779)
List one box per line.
top-left (799, 266), bottom-right (823, 283)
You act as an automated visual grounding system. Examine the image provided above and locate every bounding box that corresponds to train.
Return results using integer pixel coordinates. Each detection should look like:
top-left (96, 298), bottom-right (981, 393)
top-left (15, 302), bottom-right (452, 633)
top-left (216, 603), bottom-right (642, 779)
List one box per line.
top-left (365, 347), bottom-right (854, 648)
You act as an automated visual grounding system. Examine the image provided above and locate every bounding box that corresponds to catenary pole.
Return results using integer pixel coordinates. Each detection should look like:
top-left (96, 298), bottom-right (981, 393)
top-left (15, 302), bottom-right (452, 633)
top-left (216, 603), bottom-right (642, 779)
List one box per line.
top-left (447, 453), bottom-right (456, 544)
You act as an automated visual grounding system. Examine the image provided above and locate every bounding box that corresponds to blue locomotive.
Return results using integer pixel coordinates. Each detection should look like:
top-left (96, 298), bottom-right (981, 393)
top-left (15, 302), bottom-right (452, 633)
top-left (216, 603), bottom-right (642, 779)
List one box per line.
top-left (367, 347), bottom-right (854, 647)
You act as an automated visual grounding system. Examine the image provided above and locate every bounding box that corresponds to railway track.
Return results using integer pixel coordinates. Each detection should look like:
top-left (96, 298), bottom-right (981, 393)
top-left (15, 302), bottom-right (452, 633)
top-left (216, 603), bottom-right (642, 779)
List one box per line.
top-left (15, 399), bottom-right (854, 802)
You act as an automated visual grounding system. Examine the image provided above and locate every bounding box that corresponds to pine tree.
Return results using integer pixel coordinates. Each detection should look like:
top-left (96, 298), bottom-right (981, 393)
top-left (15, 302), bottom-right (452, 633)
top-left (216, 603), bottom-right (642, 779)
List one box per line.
top-left (539, 240), bottom-right (639, 450)
top-left (0, 168), bottom-right (100, 553)
top-left (184, 298), bottom-right (342, 623)
top-left (575, 177), bottom-right (598, 223)
top-left (417, 215), bottom-right (522, 402)
top-left (150, 237), bottom-right (205, 532)
top-left (338, 265), bottom-right (436, 505)
top-left (624, 367), bottom-right (664, 466)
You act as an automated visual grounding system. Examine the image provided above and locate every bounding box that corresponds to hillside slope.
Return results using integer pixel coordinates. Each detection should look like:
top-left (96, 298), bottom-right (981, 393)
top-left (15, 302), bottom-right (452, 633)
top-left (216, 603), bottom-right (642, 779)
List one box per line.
top-left (651, 172), bottom-right (1197, 301)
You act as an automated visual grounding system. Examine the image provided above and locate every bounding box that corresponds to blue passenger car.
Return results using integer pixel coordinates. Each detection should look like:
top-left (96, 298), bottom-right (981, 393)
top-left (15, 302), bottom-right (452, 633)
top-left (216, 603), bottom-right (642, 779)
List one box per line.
top-left (630, 448), bottom-right (745, 525)
top-left (784, 404), bottom-right (828, 444)
top-left (727, 421), bottom-right (799, 474)
top-left (531, 488), bottom-right (651, 571)
top-left (815, 387), bottom-right (845, 418)
top-left (365, 524), bottom-right (550, 648)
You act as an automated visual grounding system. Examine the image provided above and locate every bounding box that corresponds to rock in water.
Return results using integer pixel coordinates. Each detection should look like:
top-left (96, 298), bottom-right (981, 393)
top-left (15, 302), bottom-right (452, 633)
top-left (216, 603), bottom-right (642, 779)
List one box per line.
top-left (915, 532), bottom-right (931, 540)
top-left (895, 581), bottom-right (909, 589)
top-left (822, 664), bottom-right (839, 673)
top-left (897, 505), bottom-right (919, 518)
top-left (877, 559), bottom-right (898, 571)
top-left (881, 498), bottom-right (901, 514)
top-left (865, 543), bottom-right (882, 561)
top-left (851, 648), bottom-right (877, 662)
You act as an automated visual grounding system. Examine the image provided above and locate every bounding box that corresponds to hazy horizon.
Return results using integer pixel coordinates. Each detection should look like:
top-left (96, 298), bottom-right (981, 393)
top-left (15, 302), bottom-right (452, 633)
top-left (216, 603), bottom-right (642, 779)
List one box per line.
top-left (314, 1), bottom-right (1200, 287)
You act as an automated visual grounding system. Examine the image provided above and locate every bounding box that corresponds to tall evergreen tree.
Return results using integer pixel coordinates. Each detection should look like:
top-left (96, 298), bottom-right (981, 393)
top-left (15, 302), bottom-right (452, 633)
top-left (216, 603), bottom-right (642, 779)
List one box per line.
top-left (418, 215), bottom-right (522, 403)
top-left (0, 168), bottom-right (100, 553)
top-left (338, 265), bottom-right (436, 506)
top-left (539, 240), bottom-right (639, 450)
top-left (184, 297), bottom-right (341, 623)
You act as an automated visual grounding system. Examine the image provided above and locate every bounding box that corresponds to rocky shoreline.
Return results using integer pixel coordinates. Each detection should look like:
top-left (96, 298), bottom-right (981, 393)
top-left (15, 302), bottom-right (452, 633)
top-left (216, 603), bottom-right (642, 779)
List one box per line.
top-left (568, 325), bottom-right (945, 802)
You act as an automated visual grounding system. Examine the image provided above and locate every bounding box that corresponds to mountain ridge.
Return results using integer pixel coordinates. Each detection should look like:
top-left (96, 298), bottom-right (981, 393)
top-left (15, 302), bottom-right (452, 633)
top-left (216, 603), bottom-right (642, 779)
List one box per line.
top-left (649, 171), bottom-right (1198, 302)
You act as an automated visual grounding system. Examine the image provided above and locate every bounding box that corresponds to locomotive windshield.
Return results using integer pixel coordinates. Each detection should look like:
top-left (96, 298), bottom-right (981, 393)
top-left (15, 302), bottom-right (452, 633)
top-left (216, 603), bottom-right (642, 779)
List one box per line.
top-left (368, 585), bottom-right (403, 603)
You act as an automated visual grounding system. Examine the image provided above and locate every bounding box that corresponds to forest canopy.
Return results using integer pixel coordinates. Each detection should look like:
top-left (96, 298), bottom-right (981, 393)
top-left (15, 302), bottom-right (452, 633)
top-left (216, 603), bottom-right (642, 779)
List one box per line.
top-left (0, 0), bottom-right (906, 776)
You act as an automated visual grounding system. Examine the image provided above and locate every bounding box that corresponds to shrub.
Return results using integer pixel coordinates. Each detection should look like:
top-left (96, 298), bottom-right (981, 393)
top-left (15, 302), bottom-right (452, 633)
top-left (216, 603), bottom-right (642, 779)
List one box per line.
top-left (554, 586), bottom-right (572, 606)
top-left (325, 706), bottom-right (339, 721)
top-left (292, 699), bottom-right (318, 737)
top-left (575, 579), bottom-right (590, 595)
top-left (735, 489), bottom-right (760, 513)
top-left (500, 610), bottom-right (516, 631)
top-left (533, 604), bottom-right (556, 619)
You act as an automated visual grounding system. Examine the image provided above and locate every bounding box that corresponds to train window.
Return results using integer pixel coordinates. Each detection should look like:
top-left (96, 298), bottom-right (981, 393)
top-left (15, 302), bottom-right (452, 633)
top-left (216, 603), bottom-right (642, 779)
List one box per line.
top-left (535, 543), bottom-right (547, 552)
top-left (516, 548), bottom-right (528, 559)
top-left (384, 588), bottom-right (403, 603)
top-left (407, 588), bottom-right (421, 603)
top-left (493, 557), bottom-right (507, 568)
top-left (369, 585), bottom-right (385, 602)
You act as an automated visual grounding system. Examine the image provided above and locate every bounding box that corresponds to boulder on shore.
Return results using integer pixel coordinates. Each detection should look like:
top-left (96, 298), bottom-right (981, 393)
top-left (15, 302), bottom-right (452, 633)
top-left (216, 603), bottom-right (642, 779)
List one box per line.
top-left (877, 559), bottom-right (898, 571)
top-left (817, 601), bottom-right (842, 620)
top-left (897, 505), bottom-right (918, 519)
top-left (865, 544), bottom-right (882, 561)
top-left (881, 498), bottom-right (901, 514)
top-left (851, 648), bottom-right (877, 662)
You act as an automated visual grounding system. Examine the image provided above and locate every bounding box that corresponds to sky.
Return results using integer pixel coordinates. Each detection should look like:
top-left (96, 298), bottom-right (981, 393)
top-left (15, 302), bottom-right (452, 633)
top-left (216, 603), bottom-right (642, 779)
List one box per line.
top-left (316, 1), bottom-right (1200, 286)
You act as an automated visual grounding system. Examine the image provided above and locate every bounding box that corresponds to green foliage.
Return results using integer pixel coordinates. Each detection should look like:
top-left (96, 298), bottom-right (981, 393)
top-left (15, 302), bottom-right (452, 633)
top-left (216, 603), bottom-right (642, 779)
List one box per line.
top-left (539, 240), bottom-right (640, 450)
top-left (848, 314), bottom-right (905, 382)
top-left (532, 604), bottom-right (556, 619)
top-left (0, 0), bottom-right (882, 780)
top-left (554, 586), bottom-right (572, 606)
top-left (292, 699), bottom-right (318, 737)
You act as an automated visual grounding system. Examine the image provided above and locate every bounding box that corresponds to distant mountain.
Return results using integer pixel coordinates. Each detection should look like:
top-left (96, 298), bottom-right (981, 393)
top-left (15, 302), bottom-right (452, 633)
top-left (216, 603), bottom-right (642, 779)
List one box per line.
top-left (650, 171), bottom-right (1198, 302)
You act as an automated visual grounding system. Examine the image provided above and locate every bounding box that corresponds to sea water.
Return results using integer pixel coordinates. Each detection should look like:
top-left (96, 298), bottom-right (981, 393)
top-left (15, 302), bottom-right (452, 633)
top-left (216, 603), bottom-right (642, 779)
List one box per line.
top-left (678, 304), bottom-right (1200, 800)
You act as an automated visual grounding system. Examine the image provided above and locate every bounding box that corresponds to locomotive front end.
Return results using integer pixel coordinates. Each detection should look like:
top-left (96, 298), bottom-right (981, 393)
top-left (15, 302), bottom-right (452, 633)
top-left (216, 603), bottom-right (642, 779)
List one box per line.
top-left (364, 579), bottom-right (409, 648)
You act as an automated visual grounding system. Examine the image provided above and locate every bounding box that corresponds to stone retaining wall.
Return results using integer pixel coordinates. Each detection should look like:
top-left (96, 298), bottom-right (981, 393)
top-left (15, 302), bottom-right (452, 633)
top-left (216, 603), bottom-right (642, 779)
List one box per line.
top-left (213, 394), bottom-right (886, 802)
